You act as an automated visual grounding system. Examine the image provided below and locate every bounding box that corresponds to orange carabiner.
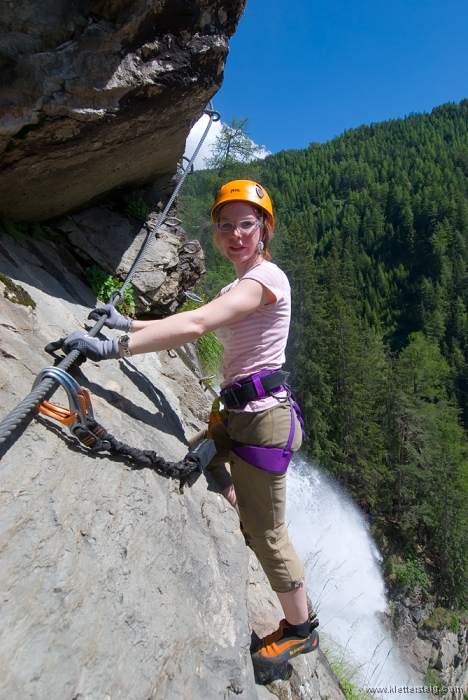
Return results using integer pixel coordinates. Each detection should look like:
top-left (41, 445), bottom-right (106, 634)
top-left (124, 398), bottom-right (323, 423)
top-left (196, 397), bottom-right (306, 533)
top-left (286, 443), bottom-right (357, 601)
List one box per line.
top-left (33, 367), bottom-right (94, 433)
top-left (37, 400), bottom-right (78, 426)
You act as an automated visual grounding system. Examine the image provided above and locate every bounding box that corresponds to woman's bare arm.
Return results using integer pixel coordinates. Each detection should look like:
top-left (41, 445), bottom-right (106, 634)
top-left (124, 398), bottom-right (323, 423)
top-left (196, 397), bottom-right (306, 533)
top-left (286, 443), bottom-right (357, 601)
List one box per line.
top-left (123, 278), bottom-right (275, 356)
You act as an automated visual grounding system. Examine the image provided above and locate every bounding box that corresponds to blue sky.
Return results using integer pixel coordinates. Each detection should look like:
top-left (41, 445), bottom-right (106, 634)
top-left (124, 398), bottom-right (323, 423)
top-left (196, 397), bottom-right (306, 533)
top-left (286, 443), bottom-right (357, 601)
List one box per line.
top-left (209, 0), bottom-right (468, 154)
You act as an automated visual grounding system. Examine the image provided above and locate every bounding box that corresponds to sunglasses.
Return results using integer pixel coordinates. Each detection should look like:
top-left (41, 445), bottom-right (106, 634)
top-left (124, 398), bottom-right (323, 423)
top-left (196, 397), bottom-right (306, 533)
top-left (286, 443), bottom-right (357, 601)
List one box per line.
top-left (216, 219), bottom-right (262, 234)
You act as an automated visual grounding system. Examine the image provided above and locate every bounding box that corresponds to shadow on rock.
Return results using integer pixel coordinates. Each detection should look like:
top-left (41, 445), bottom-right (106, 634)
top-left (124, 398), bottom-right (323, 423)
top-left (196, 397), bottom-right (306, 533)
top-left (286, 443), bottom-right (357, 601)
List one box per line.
top-left (59, 358), bottom-right (187, 444)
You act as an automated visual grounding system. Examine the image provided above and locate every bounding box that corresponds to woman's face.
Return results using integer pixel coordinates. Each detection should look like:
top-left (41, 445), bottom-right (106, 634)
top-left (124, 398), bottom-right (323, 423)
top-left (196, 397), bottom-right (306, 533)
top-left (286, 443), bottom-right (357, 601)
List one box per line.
top-left (216, 201), bottom-right (262, 267)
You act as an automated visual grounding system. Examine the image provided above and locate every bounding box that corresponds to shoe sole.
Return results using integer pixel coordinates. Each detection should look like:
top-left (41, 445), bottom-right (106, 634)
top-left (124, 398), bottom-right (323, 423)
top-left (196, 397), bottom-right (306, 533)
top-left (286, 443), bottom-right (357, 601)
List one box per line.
top-left (252, 629), bottom-right (319, 668)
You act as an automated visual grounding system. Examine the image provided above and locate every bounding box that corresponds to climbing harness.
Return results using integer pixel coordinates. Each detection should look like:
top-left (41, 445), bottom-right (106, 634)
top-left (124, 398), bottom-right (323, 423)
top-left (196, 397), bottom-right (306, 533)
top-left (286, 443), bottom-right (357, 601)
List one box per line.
top-left (0, 103), bottom-right (221, 474)
top-left (220, 369), bottom-right (290, 410)
top-left (221, 369), bottom-right (306, 474)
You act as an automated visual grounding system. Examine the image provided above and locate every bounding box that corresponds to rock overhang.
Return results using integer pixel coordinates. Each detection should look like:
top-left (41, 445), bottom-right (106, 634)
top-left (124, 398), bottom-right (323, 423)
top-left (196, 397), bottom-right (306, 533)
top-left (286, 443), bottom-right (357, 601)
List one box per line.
top-left (0, 0), bottom-right (247, 222)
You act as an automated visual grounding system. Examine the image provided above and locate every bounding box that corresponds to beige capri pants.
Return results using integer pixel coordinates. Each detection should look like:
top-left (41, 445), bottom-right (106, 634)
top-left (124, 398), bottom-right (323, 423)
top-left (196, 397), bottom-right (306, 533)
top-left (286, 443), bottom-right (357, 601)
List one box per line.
top-left (206, 401), bottom-right (306, 593)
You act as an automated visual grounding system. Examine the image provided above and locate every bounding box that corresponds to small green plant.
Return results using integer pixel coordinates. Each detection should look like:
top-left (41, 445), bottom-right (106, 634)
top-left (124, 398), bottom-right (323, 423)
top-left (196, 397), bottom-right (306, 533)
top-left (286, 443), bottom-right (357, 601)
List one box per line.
top-left (425, 607), bottom-right (460, 634)
top-left (84, 266), bottom-right (135, 316)
top-left (0, 218), bottom-right (27, 241)
top-left (386, 556), bottom-right (431, 595)
top-left (425, 668), bottom-right (442, 693)
top-left (178, 294), bottom-right (224, 377)
top-left (340, 680), bottom-right (365, 700)
top-left (197, 331), bottom-right (224, 378)
top-left (29, 223), bottom-right (52, 241)
top-left (126, 194), bottom-right (150, 222)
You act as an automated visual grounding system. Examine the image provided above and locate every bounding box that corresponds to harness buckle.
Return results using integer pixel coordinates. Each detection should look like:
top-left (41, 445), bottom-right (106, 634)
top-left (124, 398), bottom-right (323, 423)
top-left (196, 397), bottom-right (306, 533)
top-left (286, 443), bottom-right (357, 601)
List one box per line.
top-left (222, 388), bottom-right (241, 409)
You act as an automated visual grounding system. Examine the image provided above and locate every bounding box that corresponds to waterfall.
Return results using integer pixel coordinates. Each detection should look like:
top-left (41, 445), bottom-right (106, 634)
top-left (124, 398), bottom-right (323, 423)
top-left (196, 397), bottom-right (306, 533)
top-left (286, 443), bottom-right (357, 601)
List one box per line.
top-left (287, 456), bottom-right (422, 694)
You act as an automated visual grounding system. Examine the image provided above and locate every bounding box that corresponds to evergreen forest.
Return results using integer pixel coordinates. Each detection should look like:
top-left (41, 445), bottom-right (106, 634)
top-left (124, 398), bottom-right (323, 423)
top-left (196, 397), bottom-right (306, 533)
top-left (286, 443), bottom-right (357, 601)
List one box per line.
top-left (179, 100), bottom-right (468, 609)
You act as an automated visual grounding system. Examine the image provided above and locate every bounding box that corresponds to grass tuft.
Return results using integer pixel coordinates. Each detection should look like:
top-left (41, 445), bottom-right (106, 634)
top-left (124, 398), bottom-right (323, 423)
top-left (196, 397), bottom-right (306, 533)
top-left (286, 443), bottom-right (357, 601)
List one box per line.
top-left (424, 607), bottom-right (461, 634)
top-left (0, 218), bottom-right (53, 242)
top-left (321, 635), bottom-right (377, 700)
top-left (178, 294), bottom-right (223, 377)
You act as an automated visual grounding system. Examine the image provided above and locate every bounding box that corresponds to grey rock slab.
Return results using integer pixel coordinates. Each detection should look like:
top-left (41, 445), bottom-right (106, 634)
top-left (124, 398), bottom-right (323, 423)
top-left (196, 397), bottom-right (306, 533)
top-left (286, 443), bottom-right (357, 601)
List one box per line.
top-left (435, 633), bottom-right (460, 671)
top-left (409, 636), bottom-right (436, 674)
top-left (61, 208), bottom-right (179, 287)
top-left (0, 233), bottom-right (261, 699)
top-left (51, 207), bottom-right (205, 316)
top-left (455, 663), bottom-right (468, 696)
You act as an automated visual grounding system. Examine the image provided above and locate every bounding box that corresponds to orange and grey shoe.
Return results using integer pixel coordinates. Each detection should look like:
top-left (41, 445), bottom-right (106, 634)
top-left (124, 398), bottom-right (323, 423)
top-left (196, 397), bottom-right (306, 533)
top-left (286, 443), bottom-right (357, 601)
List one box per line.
top-left (251, 619), bottom-right (319, 668)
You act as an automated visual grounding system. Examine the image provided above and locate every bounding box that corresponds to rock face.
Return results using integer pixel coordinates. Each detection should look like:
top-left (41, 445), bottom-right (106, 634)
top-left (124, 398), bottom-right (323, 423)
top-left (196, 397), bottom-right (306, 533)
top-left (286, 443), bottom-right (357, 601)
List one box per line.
top-left (390, 596), bottom-right (468, 699)
top-left (0, 232), bottom-right (345, 698)
top-left (50, 199), bottom-right (207, 316)
top-left (0, 0), bottom-right (246, 222)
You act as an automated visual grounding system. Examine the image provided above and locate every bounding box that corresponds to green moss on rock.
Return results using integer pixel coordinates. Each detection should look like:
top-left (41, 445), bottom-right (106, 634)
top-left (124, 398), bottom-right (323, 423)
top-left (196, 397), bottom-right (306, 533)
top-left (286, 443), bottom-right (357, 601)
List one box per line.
top-left (0, 273), bottom-right (36, 309)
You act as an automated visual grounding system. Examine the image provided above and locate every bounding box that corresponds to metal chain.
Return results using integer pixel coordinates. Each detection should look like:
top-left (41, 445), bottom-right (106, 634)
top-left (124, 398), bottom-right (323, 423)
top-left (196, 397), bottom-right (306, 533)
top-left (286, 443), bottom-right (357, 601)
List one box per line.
top-left (0, 105), bottom-right (220, 446)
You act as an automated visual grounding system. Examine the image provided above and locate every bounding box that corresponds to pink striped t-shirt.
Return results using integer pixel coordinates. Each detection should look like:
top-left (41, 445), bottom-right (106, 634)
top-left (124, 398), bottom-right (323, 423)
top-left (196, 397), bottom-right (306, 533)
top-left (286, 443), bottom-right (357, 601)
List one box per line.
top-left (216, 261), bottom-right (291, 412)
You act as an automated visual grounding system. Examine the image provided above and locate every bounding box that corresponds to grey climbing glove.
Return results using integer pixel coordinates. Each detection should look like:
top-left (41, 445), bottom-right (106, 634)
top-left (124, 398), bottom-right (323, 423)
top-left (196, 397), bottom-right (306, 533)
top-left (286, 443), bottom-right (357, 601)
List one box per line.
top-left (63, 331), bottom-right (120, 362)
top-left (88, 304), bottom-right (132, 332)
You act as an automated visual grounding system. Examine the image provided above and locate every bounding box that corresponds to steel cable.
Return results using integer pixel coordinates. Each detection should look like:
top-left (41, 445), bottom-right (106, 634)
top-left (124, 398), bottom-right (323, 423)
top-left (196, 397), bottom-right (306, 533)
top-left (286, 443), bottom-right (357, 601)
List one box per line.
top-left (0, 106), bottom-right (219, 446)
top-left (0, 317), bottom-right (107, 444)
top-left (116, 107), bottom-right (219, 299)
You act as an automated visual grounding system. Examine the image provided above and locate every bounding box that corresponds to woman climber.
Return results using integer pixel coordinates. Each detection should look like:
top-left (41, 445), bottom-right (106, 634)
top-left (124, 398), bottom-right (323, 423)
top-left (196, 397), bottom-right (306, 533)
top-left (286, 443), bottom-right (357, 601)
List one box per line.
top-left (63, 180), bottom-right (319, 668)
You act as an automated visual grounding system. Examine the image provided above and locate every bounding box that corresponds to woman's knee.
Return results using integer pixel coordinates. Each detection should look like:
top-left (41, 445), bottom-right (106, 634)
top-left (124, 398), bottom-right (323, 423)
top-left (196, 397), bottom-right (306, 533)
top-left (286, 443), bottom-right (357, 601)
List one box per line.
top-left (249, 529), bottom-right (306, 592)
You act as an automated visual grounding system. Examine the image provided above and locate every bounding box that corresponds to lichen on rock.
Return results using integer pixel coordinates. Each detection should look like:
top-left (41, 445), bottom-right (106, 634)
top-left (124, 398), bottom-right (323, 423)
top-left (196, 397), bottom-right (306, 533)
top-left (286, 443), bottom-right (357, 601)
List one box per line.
top-left (0, 271), bottom-right (36, 308)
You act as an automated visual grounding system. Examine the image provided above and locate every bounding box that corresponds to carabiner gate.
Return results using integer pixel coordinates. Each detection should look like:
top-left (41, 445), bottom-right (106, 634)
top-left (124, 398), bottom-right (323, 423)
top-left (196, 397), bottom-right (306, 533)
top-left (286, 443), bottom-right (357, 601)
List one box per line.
top-left (33, 367), bottom-right (94, 433)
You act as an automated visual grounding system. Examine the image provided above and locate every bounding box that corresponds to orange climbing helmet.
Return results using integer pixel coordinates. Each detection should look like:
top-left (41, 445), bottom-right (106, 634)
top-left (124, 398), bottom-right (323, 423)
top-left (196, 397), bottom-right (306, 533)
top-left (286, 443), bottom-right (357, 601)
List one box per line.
top-left (211, 180), bottom-right (274, 229)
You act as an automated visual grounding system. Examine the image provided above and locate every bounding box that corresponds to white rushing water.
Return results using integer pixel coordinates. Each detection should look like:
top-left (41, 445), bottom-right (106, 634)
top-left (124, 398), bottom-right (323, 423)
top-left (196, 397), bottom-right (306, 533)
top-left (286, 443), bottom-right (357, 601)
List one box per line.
top-left (287, 456), bottom-right (421, 693)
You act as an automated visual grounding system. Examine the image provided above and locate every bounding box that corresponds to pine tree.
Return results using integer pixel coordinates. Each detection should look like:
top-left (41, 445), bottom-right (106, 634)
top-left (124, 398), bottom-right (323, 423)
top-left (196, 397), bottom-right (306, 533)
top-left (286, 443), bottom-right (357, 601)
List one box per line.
top-left (204, 117), bottom-right (265, 170)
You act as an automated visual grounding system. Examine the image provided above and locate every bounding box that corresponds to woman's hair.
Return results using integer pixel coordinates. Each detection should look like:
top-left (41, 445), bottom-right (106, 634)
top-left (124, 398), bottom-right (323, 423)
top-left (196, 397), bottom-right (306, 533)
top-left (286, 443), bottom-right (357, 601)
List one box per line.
top-left (212, 202), bottom-right (274, 261)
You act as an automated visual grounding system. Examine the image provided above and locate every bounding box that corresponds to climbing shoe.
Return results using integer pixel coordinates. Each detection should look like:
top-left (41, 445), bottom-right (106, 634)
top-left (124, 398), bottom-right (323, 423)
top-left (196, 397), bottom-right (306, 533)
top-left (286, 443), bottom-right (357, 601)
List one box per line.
top-left (251, 618), bottom-right (319, 668)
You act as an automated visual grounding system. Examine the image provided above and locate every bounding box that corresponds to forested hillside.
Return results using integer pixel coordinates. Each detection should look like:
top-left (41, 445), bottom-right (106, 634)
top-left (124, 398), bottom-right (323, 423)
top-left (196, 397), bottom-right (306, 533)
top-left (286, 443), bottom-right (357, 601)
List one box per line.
top-left (180, 100), bottom-right (468, 608)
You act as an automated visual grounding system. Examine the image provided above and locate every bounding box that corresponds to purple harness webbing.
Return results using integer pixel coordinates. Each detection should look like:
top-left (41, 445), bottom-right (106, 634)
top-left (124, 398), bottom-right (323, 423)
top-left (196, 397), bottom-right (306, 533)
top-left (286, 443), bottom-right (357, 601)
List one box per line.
top-left (223, 370), bottom-right (305, 474)
top-left (220, 368), bottom-right (282, 410)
